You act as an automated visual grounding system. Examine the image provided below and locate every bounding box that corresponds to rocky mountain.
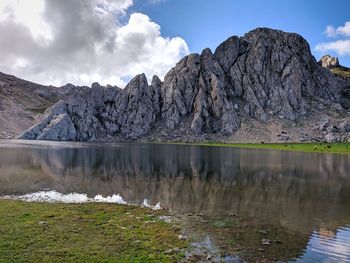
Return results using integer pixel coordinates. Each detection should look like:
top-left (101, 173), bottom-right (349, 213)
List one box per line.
top-left (2, 28), bottom-right (350, 143)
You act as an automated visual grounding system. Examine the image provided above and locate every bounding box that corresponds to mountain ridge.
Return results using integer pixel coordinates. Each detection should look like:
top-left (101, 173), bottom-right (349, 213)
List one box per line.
top-left (1, 27), bottom-right (350, 142)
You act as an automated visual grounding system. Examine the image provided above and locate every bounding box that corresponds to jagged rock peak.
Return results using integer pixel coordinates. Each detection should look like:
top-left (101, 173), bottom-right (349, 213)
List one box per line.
top-left (126, 73), bottom-right (148, 87)
top-left (151, 75), bottom-right (162, 86)
top-left (318, 55), bottom-right (339, 69)
top-left (91, 82), bottom-right (101, 88)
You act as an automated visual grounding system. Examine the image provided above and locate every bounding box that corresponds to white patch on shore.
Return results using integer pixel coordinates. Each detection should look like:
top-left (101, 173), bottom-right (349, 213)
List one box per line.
top-left (2, 191), bottom-right (127, 204)
top-left (142, 199), bottom-right (162, 210)
top-left (94, 194), bottom-right (126, 204)
top-left (1, 191), bottom-right (163, 210)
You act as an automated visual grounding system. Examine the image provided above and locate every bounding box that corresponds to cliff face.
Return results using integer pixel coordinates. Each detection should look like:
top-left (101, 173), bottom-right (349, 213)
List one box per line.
top-left (9, 28), bottom-right (350, 142)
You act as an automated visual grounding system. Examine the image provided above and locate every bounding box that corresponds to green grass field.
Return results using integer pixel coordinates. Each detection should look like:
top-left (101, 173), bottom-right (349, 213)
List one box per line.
top-left (171, 142), bottom-right (350, 154)
top-left (0, 200), bottom-right (187, 263)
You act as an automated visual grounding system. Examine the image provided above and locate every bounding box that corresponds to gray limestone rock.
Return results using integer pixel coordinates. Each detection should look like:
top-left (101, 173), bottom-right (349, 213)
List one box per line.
top-left (325, 133), bottom-right (337, 143)
top-left (341, 85), bottom-right (350, 109)
top-left (161, 54), bottom-right (201, 129)
top-left (17, 101), bottom-right (76, 141)
top-left (37, 114), bottom-right (77, 141)
top-left (115, 74), bottom-right (156, 139)
top-left (340, 119), bottom-right (350, 132)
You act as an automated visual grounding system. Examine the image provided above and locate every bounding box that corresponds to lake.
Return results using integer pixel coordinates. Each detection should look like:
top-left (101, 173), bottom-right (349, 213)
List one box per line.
top-left (0, 140), bottom-right (350, 262)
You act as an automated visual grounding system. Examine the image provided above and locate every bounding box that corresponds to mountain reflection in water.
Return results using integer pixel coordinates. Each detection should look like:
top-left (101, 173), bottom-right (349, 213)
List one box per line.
top-left (0, 140), bottom-right (350, 262)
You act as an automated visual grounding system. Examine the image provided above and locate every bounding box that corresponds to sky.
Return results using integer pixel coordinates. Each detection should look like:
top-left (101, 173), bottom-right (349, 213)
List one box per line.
top-left (0, 0), bottom-right (349, 87)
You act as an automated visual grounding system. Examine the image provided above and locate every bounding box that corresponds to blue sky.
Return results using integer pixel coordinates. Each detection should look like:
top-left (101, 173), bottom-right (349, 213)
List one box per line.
top-left (134, 0), bottom-right (350, 66)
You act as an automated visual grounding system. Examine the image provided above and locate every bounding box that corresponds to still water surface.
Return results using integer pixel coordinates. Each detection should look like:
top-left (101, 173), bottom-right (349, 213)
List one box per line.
top-left (0, 140), bottom-right (350, 262)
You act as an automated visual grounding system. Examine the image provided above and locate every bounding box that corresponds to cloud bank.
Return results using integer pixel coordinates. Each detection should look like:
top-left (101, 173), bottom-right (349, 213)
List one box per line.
top-left (316, 21), bottom-right (350, 57)
top-left (0, 0), bottom-right (189, 87)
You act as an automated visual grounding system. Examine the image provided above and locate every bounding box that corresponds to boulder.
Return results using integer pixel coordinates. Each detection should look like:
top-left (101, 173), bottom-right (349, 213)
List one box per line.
top-left (318, 55), bottom-right (339, 69)
top-left (37, 114), bottom-right (77, 141)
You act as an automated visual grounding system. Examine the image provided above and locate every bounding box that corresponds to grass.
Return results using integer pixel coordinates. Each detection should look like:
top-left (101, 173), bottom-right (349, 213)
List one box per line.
top-left (167, 142), bottom-right (350, 154)
top-left (331, 67), bottom-right (350, 80)
top-left (203, 142), bottom-right (350, 154)
top-left (0, 200), bottom-right (187, 263)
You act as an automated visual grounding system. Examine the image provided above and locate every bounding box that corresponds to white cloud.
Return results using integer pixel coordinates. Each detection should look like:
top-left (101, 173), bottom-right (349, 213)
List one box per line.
top-left (315, 40), bottom-right (350, 56)
top-left (0, 0), bottom-right (52, 42)
top-left (325, 25), bottom-right (336, 37)
top-left (0, 0), bottom-right (189, 87)
top-left (316, 21), bottom-right (350, 58)
top-left (325, 21), bottom-right (350, 37)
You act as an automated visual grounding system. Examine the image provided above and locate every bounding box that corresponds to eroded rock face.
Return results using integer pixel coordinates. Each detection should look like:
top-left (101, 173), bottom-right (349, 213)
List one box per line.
top-left (161, 54), bottom-right (202, 129)
top-left (340, 86), bottom-right (350, 109)
top-left (18, 101), bottom-right (77, 141)
top-left (18, 28), bottom-right (349, 141)
top-left (114, 74), bottom-right (157, 139)
top-left (19, 74), bottom-right (158, 140)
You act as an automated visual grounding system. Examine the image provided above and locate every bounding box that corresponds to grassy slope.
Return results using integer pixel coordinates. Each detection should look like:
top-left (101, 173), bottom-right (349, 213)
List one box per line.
top-left (0, 200), bottom-right (187, 263)
top-left (331, 66), bottom-right (350, 80)
top-left (169, 142), bottom-right (350, 154)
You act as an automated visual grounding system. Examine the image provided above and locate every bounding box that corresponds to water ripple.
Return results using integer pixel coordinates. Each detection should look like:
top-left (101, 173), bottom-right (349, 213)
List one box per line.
top-left (294, 226), bottom-right (350, 262)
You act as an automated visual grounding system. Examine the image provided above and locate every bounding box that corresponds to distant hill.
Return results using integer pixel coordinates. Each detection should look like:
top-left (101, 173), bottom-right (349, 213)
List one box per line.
top-left (0, 72), bottom-right (61, 139)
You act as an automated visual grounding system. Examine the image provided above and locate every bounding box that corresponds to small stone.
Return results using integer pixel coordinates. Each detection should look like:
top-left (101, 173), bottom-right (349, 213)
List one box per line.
top-left (261, 239), bottom-right (272, 246)
top-left (178, 234), bottom-right (187, 240)
top-left (165, 247), bottom-right (180, 254)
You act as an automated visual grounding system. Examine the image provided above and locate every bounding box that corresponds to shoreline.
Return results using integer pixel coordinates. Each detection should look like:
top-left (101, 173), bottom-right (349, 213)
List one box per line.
top-left (0, 199), bottom-right (313, 262)
top-left (1, 139), bottom-right (350, 154)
